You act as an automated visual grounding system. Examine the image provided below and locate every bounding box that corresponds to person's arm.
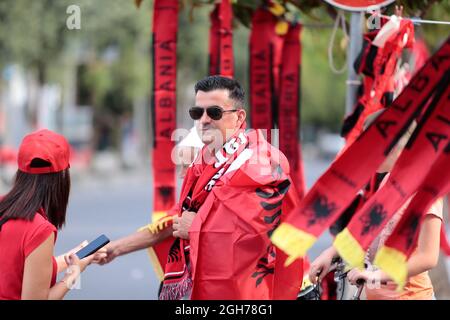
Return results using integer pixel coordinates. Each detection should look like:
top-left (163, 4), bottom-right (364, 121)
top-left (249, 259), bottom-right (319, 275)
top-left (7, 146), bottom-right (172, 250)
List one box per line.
top-left (48, 253), bottom-right (93, 300)
top-left (22, 232), bottom-right (97, 300)
top-left (405, 214), bottom-right (441, 277)
top-left (55, 241), bottom-right (89, 273)
top-left (21, 233), bottom-right (54, 299)
top-left (99, 226), bottom-right (173, 265)
top-left (309, 245), bottom-right (339, 284)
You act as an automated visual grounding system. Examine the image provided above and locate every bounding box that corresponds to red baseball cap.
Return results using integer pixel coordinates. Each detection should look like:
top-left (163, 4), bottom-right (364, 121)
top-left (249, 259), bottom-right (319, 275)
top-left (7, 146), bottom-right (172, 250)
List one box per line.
top-left (18, 129), bottom-right (70, 174)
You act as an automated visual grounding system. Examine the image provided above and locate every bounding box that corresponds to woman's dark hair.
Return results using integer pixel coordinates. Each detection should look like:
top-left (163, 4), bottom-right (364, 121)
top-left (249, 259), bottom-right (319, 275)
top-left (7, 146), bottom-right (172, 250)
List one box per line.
top-left (0, 168), bottom-right (71, 231)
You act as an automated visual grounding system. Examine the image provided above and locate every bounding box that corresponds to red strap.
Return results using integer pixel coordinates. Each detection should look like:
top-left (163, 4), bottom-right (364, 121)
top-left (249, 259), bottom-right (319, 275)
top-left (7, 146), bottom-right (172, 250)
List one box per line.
top-left (151, 0), bottom-right (178, 213)
top-left (278, 23), bottom-right (305, 199)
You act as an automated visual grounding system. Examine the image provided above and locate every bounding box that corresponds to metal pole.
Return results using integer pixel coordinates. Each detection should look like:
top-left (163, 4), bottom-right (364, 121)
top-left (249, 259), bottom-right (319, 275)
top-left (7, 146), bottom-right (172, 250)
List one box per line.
top-left (345, 12), bottom-right (364, 115)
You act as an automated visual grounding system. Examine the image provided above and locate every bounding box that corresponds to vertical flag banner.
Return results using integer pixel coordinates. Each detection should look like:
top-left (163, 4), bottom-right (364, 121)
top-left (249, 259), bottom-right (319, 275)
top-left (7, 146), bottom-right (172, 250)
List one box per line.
top-left (278, 23), bottom-right (306, 199)
top-left (249, 7), bottom-right (283, 143)
top-left (209, 0), bottom-right (234, 77)
top-left (149, 0), bottom-right (179, 280)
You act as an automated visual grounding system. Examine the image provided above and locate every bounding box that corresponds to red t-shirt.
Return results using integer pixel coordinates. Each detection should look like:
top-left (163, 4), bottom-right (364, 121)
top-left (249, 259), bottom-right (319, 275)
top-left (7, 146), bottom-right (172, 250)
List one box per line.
top-left (0, 209), bottom-right (58, 300)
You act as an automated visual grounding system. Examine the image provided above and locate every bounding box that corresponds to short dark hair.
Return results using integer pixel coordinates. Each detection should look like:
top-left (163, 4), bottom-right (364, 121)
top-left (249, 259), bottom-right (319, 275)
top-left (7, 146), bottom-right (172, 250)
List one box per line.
top-left (0, 169), bottom-right (71, 231)
top-left (194, 75), bottom-right (245, 108)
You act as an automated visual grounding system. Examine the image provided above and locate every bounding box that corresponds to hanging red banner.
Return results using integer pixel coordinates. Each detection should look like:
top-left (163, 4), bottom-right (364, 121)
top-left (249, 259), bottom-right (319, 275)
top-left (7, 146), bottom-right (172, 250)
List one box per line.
top-left (278, 23), bottom-right (306, 199)
top-left (209, 0), bottom-right (234, 77)
top-left (249, 8), bottom-right (283, 143)
top-left (150, 0), bottom-right (178, 273)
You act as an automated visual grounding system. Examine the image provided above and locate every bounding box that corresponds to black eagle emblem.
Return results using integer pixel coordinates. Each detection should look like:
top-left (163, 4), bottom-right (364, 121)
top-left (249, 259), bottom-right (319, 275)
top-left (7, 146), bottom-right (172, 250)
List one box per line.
top-left (252, 246), bottom-right (276, 287)
top-left (157, 186), bottom-right (174, 206)
top-left (305, 194), bottom-right (338, 227)
top-left (359, 202), bottom-right (387, 236)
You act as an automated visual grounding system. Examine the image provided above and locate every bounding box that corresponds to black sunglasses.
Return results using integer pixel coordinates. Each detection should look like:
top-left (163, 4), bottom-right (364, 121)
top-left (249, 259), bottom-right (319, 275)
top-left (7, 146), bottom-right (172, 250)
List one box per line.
top-left (189, 106), bottom-right (238, 121)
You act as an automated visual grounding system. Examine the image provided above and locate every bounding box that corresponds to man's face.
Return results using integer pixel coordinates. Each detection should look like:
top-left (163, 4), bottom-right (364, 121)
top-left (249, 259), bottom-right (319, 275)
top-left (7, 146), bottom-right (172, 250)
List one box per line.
top-left (194, 89), bottom-right (246, 147)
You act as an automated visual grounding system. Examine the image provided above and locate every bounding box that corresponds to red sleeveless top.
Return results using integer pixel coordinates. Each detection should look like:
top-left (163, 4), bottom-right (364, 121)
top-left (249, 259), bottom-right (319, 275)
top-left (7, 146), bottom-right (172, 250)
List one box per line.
top-left (0, 209), bottom-right (57, 300)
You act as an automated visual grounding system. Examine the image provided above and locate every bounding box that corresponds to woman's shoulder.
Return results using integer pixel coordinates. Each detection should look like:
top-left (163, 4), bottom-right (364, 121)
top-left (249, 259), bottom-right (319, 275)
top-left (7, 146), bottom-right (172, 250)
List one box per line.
top-left (22, 212), bottom-right (57, 257)
top-left (4, 210), bottom-right (57, 239)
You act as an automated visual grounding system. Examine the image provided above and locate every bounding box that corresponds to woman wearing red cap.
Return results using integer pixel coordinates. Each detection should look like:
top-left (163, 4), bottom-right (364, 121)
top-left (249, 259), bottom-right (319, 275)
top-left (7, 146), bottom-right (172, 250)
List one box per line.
top-left (0, 129), bottom-right (106, 300)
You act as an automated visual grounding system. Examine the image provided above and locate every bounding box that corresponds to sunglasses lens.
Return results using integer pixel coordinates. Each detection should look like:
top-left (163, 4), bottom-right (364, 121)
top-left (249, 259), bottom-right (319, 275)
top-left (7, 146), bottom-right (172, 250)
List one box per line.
top-left (206, 106), bottom-right (223, 120)
top-left (189, 107), bottom-right (204, 120)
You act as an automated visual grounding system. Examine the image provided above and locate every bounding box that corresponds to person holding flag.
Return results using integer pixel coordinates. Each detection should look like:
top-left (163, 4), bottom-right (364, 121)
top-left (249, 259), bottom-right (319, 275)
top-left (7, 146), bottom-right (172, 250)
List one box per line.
top-left (99, 76), bottom-right (303, 300)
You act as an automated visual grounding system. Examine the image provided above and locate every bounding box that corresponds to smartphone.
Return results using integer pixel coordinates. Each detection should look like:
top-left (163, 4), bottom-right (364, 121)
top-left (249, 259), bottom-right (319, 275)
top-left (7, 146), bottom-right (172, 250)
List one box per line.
top-left (75, 234), bottom-right (110, 259)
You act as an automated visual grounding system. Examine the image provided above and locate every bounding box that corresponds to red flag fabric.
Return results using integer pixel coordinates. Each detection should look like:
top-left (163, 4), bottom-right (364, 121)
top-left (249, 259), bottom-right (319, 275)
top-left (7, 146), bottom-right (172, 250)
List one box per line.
top-left (208, 2), bottom-right (220, 76)
top-left (160, 127), bottom-right (250, 300)
top-left (334, 75), bottom-right (450, 269)
top-left (208, 0), bottom-right (234, 77)
top-left (374, 141), bottom-right (450, 288)
top-left (271, 38), bottom-right (450, 265)
top-left (342, 19), bottom-right (414, 147)
top-left (278, 23), bottom-right (306, 199)
top-left (188, 128), bottom-right (303, 299)
top-left (150, 0), bottom-right (178, 275)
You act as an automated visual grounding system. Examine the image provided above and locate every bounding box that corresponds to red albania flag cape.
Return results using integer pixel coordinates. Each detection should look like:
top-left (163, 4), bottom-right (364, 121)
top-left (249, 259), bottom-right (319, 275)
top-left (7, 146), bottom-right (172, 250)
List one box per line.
top-left (188, 129), bottom-right (303, 299)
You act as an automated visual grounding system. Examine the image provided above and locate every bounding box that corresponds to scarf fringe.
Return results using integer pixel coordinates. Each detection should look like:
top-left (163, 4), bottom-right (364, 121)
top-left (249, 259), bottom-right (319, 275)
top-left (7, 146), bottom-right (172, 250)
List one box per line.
top-left (159, 273), bottom-right (193, 300)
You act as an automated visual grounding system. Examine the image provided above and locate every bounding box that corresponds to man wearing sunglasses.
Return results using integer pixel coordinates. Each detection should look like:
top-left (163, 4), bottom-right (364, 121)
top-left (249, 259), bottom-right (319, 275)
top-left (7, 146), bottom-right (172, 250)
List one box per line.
top-left (98, 76), bottom-right (303, 300)
top-left (188, 79), bottom-right (246, 153)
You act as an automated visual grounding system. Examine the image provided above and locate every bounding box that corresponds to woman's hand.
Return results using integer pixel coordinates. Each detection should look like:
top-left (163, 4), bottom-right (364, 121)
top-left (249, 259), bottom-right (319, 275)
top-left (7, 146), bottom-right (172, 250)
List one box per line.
top-left (347, 268), bottom-right (371, 286)
top-left (309, 247), bottom-right (337, 284)
top-left (91, 247), bottom-right (108, 264)
top-left (56, 240), bottom-right (89, 273)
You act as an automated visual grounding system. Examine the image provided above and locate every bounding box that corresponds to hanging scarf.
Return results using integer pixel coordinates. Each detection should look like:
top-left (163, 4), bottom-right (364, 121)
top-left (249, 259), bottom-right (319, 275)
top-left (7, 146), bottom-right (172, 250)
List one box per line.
top-left (271, 37), bottom-right (450, 265)
top-left (208, 0), bottom-right (234, 77)
top-left (249, 7), bottom-right (283, 143)
top-left (342, 19), bottom-right (414, 147)
top-left (329, 172), bottom-right (388, 236)
top-left (151, 0), bottom-right (178, 221)
top-left (374, 141), bottom-right (450, 289)
top-left (148, 0), bottom-right (179, 279)
top-left (278, 22), bottom-right (306, 199)
top-left (334, 74), bottom-right (450, 269)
